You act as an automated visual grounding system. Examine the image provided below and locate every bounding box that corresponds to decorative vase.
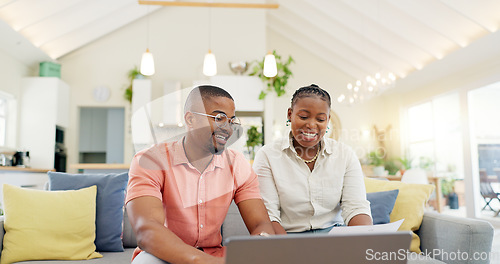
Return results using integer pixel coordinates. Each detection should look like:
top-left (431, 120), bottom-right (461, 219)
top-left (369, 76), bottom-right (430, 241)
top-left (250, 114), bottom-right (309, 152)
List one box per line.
top-left (373, 166), bottom-right (385, 176)
top-left (229, 61), bottom-right (249, 75)
top-left (447, 192), bottom-right (459, 209)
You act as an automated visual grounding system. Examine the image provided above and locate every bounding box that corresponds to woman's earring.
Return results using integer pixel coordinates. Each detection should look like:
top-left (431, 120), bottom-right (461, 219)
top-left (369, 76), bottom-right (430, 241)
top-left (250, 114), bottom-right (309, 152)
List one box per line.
top-left (326, 126), bottom-right (330, 133)
top-left (286, 119), bottom-right (291, 126)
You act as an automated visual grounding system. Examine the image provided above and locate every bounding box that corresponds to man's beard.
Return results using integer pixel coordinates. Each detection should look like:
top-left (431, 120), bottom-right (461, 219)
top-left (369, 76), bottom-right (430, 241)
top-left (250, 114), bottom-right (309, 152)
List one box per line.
top-left (207, 125), bottom-right (243, 155)
top-left (208, 139), bottom-right (225, 155)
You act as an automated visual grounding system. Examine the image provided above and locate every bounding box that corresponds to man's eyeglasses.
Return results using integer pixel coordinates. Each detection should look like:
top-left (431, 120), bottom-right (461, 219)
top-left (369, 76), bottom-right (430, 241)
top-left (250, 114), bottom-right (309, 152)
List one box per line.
top-left (192, 112), bottom-right (241, 128)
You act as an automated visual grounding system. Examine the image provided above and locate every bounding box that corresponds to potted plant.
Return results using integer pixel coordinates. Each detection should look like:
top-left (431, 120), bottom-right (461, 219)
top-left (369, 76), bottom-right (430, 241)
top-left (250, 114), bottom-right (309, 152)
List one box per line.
top-left (245, 126), bottom-right (263, 160)
top-left (384, 159), bottom-right (399, 176)
top-left (398, 156), bottom-right (411, 175)
top-left (249, 50), bottom-right (294, 100)
top-left (441, 178), bottom-right (459, 209)
top-left (123, 66), bottom-right (145, 104)
top-left (367, 150), bottom-right (385, 176)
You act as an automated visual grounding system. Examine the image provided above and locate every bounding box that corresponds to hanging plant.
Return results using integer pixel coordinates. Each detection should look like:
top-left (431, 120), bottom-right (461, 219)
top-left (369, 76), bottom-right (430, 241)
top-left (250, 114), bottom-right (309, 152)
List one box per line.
top-left (245, 125), bottom-right (263, 160)
top-left (124, 66), bottom-right (145, 104)
top-left (249, 50), bottom-right (294, 100)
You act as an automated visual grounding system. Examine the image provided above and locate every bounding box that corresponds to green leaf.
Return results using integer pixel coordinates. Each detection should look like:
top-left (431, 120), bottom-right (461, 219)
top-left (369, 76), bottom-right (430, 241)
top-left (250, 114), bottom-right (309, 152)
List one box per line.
top-left (124, 87), bottom-right (133, 104)
top-left (248, 50), bottom-right (294, 99)
top-left (258, 91), bottom-right (267, 100)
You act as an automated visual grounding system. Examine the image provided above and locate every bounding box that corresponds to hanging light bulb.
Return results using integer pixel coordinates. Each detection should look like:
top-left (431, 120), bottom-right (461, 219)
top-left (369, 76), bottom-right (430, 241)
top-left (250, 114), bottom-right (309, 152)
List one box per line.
top-left (263, 51), bottom-right (277, 77)
top-left (203, 49), bottom-right (217, 76)
top-left (203, 7), bottom-right (217, 77)
top-left (140, 48), bottom-right (155, 76)
top-left (140, 6), bottom-right (154, 76)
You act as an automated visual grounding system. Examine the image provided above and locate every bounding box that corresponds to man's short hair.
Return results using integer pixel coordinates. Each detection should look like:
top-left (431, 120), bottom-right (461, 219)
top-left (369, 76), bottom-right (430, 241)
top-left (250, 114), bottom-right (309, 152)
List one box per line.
top-left (184, 85), bottom-right (234, 113)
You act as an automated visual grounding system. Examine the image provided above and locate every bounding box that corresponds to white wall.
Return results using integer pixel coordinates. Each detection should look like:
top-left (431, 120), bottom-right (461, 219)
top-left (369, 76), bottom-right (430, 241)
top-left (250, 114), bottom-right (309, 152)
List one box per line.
top-left (59, 6), bottom-right (266, 170)
top-left (0, 50), bottom-right (37, 148)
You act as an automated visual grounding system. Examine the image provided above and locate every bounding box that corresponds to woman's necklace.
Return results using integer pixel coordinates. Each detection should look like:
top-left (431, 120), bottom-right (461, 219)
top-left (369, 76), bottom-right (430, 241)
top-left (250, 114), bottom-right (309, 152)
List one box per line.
top-left (297, 145), bottom-right (320, 163)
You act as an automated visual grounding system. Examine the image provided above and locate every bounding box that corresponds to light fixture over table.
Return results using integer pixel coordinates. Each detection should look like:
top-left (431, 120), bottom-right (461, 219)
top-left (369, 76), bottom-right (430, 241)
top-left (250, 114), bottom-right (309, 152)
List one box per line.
top-left (140, 6), bottom-right (155, 76)
top-left (138, 1), bottom-right (279, 77)
top-left (263, 51), bottom-right (277, 78)
top-left (203, 6), bottom-right (217, 77)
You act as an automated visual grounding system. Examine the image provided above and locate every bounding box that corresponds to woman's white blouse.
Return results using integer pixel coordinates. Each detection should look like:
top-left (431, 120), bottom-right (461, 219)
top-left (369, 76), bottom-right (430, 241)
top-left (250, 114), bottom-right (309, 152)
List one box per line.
top-left (253, 135), bottom-right (371, 232)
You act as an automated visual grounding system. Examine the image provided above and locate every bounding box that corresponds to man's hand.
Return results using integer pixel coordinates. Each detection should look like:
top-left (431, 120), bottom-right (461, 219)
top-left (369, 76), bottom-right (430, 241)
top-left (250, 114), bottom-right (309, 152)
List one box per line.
top-left (237, 199), bottom-right (275, 235)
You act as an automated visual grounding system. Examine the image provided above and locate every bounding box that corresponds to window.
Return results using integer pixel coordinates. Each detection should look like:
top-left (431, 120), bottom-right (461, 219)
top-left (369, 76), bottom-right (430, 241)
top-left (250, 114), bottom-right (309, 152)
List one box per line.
top-left (0, 91), bottom-right (15, 147)
top-left (468, 81), bottom-right (500, 176)
top-left (405, 92), bottom-right (464, 179)
top-left (0, 97), bottom-right (6, 146)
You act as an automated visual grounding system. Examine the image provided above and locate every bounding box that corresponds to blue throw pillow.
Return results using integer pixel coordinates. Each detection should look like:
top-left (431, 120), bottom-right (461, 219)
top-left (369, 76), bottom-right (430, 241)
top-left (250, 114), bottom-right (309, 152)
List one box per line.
top-left (366, 189), bottom-right (399, 225)
top-left (48, 171), bottom-right (129, 252)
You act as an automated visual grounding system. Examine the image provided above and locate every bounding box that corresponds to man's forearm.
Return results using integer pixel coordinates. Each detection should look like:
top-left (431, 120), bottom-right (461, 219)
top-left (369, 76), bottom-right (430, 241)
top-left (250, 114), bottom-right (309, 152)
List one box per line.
top-left (271, 221), bottom-right (287, 235)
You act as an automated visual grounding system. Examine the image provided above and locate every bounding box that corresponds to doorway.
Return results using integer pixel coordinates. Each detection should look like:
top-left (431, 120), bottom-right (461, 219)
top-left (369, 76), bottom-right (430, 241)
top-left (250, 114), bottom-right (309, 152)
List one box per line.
top-left (78, 107), bottom-right (125, 164)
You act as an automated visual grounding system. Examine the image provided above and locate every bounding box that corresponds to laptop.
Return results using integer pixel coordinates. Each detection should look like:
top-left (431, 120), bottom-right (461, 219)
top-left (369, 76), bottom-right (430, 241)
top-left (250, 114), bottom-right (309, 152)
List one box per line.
top-left (225, 231), bottom-right (413, 264)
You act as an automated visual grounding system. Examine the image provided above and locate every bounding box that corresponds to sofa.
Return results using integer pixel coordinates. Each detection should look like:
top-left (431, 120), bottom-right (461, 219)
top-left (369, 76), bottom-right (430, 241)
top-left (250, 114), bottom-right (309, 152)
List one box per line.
top-left (0, 201), bottom-right (493, 264)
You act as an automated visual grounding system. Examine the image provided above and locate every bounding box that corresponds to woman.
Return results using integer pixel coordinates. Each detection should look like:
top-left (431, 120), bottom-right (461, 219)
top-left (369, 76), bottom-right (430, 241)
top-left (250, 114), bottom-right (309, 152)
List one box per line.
top-left (253, 84), bottom-right (372, 235)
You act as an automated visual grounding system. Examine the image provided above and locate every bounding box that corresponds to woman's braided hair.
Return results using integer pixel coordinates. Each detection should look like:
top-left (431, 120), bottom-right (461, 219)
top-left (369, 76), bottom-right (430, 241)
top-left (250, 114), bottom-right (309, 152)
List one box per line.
top-left (290, 84), bottom-right (331, 108)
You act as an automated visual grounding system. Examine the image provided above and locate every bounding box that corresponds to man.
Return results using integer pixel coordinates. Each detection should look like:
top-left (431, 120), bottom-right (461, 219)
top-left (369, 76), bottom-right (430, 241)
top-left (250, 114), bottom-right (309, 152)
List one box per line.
top-left (126, 85), bottom-right (275, 264)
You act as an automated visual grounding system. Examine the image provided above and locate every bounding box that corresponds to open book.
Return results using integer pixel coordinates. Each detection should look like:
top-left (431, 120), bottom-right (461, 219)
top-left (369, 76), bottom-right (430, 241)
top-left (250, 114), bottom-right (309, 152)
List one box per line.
top-left (328, 219), bottom-right (405, 235)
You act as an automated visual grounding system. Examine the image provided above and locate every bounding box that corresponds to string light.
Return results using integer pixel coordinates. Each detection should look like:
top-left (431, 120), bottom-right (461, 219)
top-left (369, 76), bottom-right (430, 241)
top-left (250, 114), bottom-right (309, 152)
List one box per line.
top-left (337, 71), bottom-right (397, 106)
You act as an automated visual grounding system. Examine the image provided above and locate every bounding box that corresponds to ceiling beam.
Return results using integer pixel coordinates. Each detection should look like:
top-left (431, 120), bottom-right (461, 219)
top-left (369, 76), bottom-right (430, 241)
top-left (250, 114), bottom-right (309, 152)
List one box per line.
top-left (269, 8), bottom-right (375, 75)
top-left (138, 1), bottom-right (279, 9)
top-left (307, 0), bottom-right (430, 73)
top-left (341, 0), bottom-right (447, 60)
top-left (268, 16), bottom-right (364, 81)
top-left (20, 0), bottom-right (135, 48)
top-left (42, 4), bottom-right (161, 59)
top-left (0, 19), bottom-right (51, 67)
top-left (386, 0), bottom-right (486, 48)
top-left (439, 0), bottom-right (499, 33)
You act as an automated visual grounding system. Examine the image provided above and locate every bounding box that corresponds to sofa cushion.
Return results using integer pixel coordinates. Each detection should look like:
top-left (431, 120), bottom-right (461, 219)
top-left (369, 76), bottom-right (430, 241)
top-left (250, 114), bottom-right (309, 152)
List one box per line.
top-left (11, 248), bottom-right (136, 264)
top-left (1, 184), bottom-right (102, 264)
top-left (366, 189), bottom-right (399, 224)
top-left (364, 178), bottom-right (434, 253)
top-left (48, 171), bottom-right (129, 252)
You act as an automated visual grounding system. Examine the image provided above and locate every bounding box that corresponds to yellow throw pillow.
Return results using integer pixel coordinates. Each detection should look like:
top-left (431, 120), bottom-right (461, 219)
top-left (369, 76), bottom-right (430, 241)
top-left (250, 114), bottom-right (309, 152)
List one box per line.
top-left (364, 178), bottom-right (434, 253)
top-left (1, 184), bottom-right (102, 264)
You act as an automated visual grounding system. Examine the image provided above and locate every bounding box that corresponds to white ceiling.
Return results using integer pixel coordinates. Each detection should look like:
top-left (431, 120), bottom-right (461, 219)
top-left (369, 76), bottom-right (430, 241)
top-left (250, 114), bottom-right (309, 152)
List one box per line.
top-left (1, 0), bottom-right (499, 87)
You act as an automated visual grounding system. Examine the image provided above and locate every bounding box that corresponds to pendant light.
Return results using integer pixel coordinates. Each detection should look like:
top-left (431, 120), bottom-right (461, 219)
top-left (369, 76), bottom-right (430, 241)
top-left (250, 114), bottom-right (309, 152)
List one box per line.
top-left (203, 7), bottom-right (217, 76)
top-left (263, 51), bottom-right (277, 77)
top-left (203, 50), bottom-right (217, 76)
top-left (140, 6), bottom-right (155, 76)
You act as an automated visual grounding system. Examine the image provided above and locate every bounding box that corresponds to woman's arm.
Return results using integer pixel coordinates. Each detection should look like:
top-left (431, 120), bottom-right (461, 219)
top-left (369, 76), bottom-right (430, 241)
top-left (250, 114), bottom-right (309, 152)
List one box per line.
top-left (340, 147), bottom-right (373, 226)
top-left (347, 214), bottom-right (372, 226)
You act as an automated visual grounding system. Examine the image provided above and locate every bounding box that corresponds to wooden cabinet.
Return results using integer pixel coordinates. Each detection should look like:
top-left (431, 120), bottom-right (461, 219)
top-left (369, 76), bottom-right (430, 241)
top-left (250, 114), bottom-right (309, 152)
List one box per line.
top-left (0, 168), bottom-right (51, 206)
top-left (209, 75), bottom-right (264, 112)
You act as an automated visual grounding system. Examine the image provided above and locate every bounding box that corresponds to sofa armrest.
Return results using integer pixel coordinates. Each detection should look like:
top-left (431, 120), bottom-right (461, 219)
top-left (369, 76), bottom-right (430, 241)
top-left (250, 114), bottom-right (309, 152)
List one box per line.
top-left (417, 212), bottom-right (494, 264)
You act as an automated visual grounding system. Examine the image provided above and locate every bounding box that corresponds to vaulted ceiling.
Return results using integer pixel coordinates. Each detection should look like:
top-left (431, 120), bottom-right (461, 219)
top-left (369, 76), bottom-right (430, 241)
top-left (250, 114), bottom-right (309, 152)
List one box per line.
top-left (1, 0), bottom-right (499, 88)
